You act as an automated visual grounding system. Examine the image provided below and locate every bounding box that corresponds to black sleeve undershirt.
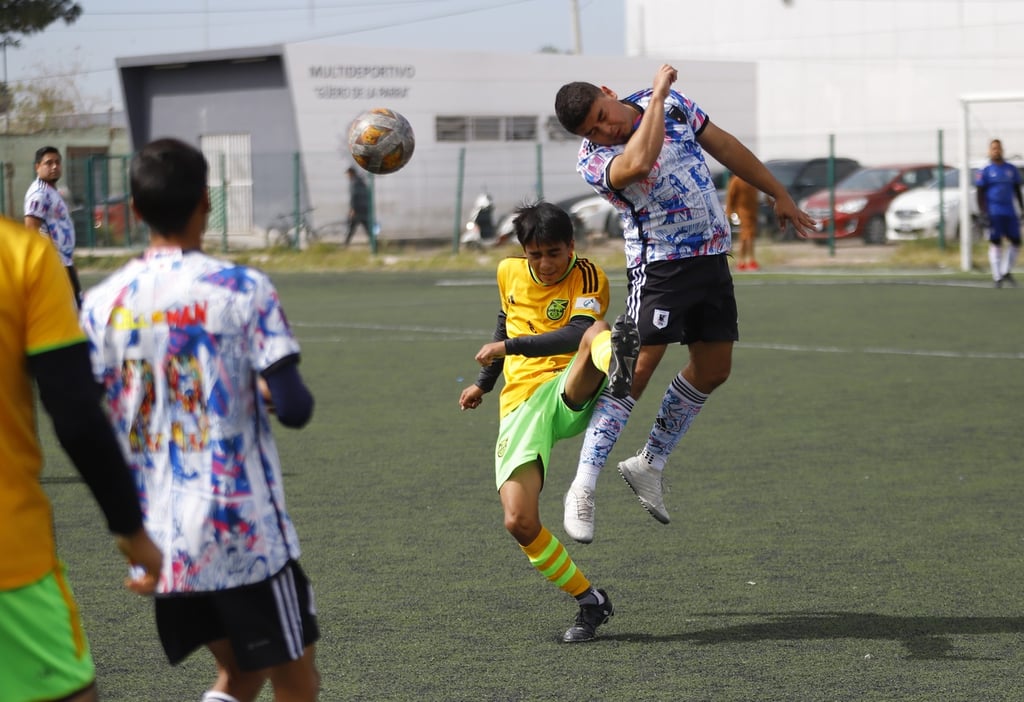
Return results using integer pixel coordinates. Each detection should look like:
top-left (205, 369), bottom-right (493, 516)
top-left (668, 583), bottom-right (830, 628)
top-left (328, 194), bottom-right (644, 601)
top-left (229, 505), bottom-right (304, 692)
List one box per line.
top-left (261, 356), bottom-right (314, 428)
top-left (475, 313), bottom-right (595, 393)
top-left (26, 342), bottom-right (144, 537)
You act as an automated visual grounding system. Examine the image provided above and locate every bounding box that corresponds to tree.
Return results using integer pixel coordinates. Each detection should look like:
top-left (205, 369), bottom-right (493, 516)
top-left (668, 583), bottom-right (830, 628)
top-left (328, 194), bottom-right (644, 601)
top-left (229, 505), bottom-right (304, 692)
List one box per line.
top-left (0, 1), bottom-right (82, 44)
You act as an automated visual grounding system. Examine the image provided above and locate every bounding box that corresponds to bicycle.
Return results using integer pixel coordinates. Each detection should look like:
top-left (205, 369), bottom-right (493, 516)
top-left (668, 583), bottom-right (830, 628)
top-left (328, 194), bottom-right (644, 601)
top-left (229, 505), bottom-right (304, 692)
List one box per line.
top-left (265, 208), bottom-right (352, 249)
top-left (266, 207), bottom-right (320, 249)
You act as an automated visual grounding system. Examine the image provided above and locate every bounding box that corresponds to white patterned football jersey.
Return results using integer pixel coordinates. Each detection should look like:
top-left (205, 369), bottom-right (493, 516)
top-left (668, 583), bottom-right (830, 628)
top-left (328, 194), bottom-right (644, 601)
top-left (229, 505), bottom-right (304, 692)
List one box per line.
top-left (24, 177), bottom-right (76, 266)
top-left (81, 248), bottom-right (302, 593)
top-left (576, 88), bottom-right (731, 269)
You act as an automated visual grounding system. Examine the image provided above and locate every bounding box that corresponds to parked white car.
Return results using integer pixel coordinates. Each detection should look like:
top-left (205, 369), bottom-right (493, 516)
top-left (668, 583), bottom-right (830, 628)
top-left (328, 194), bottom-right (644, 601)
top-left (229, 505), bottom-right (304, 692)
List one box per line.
top-left (886, 159), bottom-right (1024, 243)
top-left (885, 167), bottom-right (978, 242)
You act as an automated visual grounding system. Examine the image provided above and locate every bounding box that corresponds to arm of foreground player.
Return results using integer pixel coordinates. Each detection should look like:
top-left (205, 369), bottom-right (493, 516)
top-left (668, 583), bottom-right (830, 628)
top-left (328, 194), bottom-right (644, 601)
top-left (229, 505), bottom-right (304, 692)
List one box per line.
top-left (28, 343), bottom-right (163, 594)
top-left (262, 359), bottom-right (314, 428)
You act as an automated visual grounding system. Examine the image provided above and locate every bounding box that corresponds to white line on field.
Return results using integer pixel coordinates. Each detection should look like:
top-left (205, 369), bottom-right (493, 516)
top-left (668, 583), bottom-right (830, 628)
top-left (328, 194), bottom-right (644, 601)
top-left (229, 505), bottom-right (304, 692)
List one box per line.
top-left (292, 322), bottom-right (1024, 360)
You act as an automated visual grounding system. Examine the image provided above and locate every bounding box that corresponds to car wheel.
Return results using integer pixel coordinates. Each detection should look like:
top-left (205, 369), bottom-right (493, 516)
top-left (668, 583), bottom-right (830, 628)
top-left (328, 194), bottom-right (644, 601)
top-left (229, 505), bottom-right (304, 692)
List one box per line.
top-left (604, 212), bottom-right (624, 238)
top-left (863, 216), bottom-right (886, 245)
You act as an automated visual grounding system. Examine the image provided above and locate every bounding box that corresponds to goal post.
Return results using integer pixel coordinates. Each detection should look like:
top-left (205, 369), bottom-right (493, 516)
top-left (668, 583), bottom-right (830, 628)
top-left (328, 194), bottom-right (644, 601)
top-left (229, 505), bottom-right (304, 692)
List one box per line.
top-left (959, 92), bottom-right (1024, 272)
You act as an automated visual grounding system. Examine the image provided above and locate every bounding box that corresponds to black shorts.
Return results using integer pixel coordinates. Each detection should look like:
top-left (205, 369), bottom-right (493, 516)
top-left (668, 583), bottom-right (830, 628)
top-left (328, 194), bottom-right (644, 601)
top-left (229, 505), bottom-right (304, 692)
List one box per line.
top-left (154, 560), bottom-right (319, 671)
top-left (624, 254), bottom-right (739, 346)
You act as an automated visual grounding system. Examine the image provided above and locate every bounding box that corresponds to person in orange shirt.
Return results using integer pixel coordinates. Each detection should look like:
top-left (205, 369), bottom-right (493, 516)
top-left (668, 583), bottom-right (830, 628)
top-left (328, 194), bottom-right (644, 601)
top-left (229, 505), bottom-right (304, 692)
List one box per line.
top-left (726, 173), bottom-right (761, 271)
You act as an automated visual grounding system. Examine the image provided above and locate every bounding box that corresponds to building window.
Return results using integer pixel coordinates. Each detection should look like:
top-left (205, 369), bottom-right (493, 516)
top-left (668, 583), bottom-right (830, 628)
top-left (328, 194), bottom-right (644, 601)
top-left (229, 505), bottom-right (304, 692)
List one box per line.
top-left (506, 115), bottom-right (537, 141)
top-left (545, 116), bottom-right (576, 142)
top-left (435, 115), bottom-right (540, 143)
top-left (470, 116), bottom-right (501, 141)
top-left (436, 116), bottom-right (468, 142)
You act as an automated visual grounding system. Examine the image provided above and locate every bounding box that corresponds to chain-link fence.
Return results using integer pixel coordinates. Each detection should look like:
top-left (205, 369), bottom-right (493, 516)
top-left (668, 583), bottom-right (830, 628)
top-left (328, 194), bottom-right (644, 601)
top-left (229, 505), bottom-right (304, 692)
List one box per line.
top-left (54, 122), bottom-right (1024, 254)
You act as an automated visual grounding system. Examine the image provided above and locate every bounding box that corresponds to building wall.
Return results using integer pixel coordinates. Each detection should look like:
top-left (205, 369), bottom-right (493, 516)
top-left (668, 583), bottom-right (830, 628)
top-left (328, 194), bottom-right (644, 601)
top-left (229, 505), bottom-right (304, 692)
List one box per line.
top-left (120, 45), bottom-right (756, 242)
top-left (282, 45), bottom-right (756, 240)
top-left (120, 55), bottom-right (301, 239)
top-left (627, 0), bottom-right (1024, 167)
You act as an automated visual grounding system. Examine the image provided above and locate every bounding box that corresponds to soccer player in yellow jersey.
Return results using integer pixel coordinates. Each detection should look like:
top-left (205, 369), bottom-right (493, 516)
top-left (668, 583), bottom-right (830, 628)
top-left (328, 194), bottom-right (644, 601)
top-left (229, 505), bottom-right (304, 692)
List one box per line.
top-left (459, 201), bottom-right (639, 643)
top-left (0, 216), bottom-right (161, 702)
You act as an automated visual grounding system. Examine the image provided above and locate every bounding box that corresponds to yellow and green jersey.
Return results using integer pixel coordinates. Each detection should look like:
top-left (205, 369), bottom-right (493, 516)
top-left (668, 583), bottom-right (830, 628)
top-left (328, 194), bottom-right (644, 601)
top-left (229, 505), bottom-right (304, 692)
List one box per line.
top-left (496, 255), bottom-right (609, 417)
top-left (0, 218), bottom-right (85, 589)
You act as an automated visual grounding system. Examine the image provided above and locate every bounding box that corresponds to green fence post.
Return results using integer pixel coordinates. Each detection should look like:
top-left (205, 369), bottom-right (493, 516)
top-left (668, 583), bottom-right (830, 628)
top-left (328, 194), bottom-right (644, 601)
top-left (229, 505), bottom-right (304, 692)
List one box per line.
top-left (0, 160), bottom-right (5, 216)
top-left (292, 152), bottom-right (302, 250)
top-left (454, 147), bottom-right (466, 253)
top-left (535, 143), bottom-right (544, 200)
top-left (368, 172), bottom-right (378, 255)
top-left (220, 153), bottom-right (228, 253)
top-left (937, 129), bottom-right (946, 251)
top-left (827, 135), bottom-right (836, 257)
top-left (119, 155), bottom-right (131, 247)
top-left (85, 154), bottom-right (98, 249)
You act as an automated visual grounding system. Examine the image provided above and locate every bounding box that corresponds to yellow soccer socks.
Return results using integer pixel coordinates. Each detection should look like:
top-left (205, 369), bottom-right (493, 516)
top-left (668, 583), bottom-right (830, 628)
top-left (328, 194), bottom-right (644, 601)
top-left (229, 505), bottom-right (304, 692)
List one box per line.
top-left (520, 527), bottom-right (590, 598)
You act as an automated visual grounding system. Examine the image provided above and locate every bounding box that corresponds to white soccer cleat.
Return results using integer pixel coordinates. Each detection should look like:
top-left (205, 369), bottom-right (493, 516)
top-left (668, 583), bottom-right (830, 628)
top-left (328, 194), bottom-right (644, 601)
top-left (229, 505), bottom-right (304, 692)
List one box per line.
top-left (563, 484), bottom-right (596, 544)
top-left (618, 454), bottom-right (670, 524)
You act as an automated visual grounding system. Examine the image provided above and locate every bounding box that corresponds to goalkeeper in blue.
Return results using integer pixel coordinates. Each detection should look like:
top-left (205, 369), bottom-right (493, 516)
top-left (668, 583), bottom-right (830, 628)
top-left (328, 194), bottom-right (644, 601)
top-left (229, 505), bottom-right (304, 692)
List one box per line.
top-left (459, 201), bottom-right (639, 643)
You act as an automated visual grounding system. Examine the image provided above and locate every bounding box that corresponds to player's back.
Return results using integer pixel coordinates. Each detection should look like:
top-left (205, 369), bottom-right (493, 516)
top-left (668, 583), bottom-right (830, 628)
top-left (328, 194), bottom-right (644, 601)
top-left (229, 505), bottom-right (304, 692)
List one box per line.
top-left (80, 248), bottom-right (302, 592)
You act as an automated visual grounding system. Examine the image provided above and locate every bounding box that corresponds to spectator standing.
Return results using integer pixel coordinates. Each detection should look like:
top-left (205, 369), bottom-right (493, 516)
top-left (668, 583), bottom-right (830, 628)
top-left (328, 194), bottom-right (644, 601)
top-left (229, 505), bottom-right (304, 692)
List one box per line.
top-left (726, 174), bottom-right (761, 271)
top-left (24, 146), bottom-right (81, 307)
top-left (345, 166), bottom-right (371, 246)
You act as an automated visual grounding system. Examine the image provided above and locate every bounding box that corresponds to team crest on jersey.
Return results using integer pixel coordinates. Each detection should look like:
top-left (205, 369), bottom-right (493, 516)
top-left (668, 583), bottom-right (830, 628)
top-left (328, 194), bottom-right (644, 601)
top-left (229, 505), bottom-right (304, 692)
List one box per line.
top-left (653, 309), bottom-right (670, 329)
top-left (497, 436), bottom-right (509, 458)
top-left (546, 299), bottom-right (569, 321)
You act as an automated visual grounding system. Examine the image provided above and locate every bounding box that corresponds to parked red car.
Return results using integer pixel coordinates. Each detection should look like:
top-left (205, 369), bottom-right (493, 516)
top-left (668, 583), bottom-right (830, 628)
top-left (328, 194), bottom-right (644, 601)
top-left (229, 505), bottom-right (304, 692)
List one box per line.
top-left (798, 164), bottom-right (940, 244)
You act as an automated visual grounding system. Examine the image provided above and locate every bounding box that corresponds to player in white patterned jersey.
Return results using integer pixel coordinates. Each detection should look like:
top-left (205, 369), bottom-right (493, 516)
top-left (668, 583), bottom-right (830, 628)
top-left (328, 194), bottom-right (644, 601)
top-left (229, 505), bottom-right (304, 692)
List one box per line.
top-left (24, 146), bottom-right (81, 307)
top-left (554, 65), bottom-right (815, 542)
top-left (80, 138), bottom-right (319, 701)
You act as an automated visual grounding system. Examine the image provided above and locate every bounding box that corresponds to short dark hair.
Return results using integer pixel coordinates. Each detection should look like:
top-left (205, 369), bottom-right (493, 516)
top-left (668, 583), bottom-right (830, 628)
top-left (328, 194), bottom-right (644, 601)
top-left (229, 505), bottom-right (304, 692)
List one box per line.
top-left (511, 200), bottom-right (574, 248)
top-left (130, 138), bottom-right (208, 235)
top-left (34, 146), bottom-right (60, 164)
top-left (554, 82), bottom-right (603, 134)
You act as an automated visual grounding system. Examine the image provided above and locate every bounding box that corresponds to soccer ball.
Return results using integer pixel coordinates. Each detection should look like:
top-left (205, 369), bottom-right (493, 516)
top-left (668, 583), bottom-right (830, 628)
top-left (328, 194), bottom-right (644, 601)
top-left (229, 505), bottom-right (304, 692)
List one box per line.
top-left (347, 108), bottom-right (415, 175)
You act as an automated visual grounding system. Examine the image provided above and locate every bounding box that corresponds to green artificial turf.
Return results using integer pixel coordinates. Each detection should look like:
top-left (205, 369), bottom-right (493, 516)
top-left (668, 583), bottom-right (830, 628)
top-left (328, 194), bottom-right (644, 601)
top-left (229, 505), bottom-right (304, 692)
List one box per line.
top-left (42, 270), bottom-right (1024, 701)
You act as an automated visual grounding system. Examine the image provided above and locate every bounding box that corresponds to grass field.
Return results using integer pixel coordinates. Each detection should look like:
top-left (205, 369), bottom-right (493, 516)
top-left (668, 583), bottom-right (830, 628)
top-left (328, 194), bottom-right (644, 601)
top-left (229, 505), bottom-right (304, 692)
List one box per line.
top-left (42, 264), bottom-right (1024, 701)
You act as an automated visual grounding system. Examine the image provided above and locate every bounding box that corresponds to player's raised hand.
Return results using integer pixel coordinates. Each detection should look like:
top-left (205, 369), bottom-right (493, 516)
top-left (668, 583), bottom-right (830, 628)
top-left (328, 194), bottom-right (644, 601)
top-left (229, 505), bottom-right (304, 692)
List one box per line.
top-left (652, 64), bottom-right (678, 100)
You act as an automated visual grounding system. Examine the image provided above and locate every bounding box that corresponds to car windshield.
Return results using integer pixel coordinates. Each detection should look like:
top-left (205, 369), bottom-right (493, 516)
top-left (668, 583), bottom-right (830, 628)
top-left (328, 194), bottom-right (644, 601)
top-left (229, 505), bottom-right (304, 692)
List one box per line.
top-left (836, 168), bottom-right (900, 191)
top-left (765, 161), bottom-right (803, 187)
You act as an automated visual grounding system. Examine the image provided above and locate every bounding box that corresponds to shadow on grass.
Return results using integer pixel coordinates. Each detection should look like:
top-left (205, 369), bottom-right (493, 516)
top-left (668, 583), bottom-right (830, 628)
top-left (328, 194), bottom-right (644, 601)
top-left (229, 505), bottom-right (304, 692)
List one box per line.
top-left (606, 611), bottom-right (1024, 660)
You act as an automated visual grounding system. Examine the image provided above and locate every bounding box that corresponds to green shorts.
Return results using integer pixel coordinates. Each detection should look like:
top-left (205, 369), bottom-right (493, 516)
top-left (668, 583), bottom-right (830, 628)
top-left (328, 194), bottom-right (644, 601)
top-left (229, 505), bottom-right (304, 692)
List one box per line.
top-left (0, 565), bottom-right (95, 702)
top-left (494, 355), bottom-right (607, 490)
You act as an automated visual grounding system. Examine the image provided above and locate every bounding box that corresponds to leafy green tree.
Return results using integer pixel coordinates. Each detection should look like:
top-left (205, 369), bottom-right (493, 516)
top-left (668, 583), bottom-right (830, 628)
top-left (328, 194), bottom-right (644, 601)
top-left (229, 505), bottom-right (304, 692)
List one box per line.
top-left (0, 1), bottom-right (82, 43)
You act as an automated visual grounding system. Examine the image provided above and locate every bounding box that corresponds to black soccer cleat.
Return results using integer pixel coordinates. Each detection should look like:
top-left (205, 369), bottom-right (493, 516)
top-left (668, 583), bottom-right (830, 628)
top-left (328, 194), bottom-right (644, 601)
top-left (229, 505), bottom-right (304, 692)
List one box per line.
top-left (607, 314), bottom-right (640, 400)
top-left (561, 589), bottom-right (614, 643)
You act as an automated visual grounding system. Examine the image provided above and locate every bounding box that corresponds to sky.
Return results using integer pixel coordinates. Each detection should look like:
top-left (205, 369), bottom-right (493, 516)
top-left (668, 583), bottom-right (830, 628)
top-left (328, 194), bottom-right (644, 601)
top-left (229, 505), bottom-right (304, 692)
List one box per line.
top-left (4, 0), bottom-right (625, 112)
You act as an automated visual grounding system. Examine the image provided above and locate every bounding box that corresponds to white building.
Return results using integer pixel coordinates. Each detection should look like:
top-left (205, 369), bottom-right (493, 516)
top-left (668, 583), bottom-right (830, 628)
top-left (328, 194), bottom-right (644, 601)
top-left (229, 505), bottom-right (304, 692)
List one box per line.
top-left (118, 45), bottom-right (755, 246)
top-left (627, 0), bottom-right (1024, 165)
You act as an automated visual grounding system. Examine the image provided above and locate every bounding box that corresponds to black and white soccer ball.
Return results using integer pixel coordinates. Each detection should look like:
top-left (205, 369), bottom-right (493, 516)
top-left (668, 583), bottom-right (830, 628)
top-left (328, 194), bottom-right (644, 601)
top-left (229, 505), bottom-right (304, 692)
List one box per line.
top-left (347, 108), bottom-right (416, 175)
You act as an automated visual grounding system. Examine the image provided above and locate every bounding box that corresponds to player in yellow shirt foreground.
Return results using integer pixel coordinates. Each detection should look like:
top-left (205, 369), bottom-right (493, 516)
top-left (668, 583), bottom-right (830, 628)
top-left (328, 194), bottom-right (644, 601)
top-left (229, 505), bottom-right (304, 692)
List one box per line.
top-left (459, 201), bottom-right (639, 643)
top-left (0, 216), bottom-right (161, 702)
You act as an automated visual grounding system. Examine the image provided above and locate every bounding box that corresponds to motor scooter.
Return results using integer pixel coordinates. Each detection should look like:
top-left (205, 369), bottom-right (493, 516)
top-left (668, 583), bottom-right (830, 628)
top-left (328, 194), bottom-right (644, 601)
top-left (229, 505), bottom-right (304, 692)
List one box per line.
top-left (460, 190), bottom-right (503, 250)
